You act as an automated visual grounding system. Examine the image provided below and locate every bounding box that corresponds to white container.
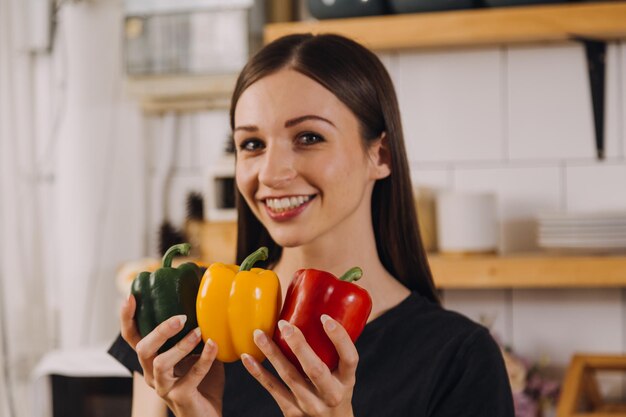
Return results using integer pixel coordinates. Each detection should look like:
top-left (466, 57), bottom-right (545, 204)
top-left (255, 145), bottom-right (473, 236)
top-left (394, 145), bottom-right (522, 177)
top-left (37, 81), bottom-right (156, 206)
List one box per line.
top-left (436, 191), bottom-right (498, 254)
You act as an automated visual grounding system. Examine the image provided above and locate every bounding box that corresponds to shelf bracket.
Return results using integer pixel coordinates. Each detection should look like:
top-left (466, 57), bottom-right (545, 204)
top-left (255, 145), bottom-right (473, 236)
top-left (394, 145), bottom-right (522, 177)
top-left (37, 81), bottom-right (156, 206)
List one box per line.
top-left (572, 36), bottom-right (607, 160)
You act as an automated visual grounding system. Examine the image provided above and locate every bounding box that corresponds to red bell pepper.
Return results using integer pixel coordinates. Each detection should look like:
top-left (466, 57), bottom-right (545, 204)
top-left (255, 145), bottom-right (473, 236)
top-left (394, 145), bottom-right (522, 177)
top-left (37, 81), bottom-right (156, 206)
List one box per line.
top-left (273, 267), bottom-right (372, 373)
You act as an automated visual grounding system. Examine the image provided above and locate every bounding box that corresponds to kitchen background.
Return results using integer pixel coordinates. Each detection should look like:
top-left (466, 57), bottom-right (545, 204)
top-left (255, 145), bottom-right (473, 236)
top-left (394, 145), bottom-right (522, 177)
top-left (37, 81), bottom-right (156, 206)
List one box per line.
top-left (1, 0), bottom-right (625, 416)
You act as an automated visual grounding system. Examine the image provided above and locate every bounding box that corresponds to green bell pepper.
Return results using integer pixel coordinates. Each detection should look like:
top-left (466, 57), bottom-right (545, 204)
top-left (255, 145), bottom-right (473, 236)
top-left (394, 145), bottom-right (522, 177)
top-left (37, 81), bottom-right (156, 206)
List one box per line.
top-left (131, 243), bottom-right (202, 353)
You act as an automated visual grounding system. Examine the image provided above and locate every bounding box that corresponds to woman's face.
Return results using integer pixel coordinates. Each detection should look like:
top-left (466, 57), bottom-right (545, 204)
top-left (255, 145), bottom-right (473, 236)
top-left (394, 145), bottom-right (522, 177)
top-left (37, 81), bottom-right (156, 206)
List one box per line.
top-left (233, 69), bottom-right (389, 249)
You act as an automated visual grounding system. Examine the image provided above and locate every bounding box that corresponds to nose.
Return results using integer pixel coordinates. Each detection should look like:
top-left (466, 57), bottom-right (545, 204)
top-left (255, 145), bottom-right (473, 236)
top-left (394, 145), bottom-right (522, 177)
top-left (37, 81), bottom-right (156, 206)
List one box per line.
top-left (258, 141), bottom-right (297, 189)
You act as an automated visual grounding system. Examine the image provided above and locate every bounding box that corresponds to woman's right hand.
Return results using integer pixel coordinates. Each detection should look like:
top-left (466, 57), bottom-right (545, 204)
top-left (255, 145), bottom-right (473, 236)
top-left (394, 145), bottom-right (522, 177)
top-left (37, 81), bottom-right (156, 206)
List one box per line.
top-left (120, 294), bottom-right (225, 417)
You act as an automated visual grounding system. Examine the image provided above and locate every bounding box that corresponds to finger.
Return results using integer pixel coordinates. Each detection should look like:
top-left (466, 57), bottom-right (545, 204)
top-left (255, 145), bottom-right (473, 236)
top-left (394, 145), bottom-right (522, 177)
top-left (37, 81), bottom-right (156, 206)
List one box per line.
top-left (277, 320), bottom-right (340, 402)
top-left (253, 327), bottom-right (318, 405)
top-left (120, 294), bottom-right (141, 348)
top-left (321, 315), bottom-right (359, 383)
top-left (152, 328), bottom-right (202, 397)
top-left (135, 315), bottom-right (187, 376)
top-left (154, 328), bottom-right (202, 379)
top-left (174, 354), bottom-right (201, 378)
top-left (241, 353), bottom-right (301, 416)
top-left (175, 339), bottom-right (218, 390)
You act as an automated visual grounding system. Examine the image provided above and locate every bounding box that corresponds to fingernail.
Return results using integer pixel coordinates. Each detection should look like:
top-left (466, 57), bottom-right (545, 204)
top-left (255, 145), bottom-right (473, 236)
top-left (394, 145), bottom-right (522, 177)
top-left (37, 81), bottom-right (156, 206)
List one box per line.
top-left (124, 294), bottom-right (131, 307)
top-left (170, 315), bottom-right (187, 329)
top-left (253, 329), bottom-right (268, 346)
top-left (278, 320), bottom-right (293, 337)
top-left (321, 314), bottom-right (336, 331)
top-left (192, 327), bottom-right (201, 341)
top-left (205, 338), bottom-right (215, 352)
top-left (241, 353), bottom-right (259, 372)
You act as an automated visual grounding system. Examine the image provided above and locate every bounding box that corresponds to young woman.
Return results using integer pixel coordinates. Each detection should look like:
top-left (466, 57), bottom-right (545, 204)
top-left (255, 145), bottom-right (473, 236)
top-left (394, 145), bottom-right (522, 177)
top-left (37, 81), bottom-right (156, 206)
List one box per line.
top-left (110, 33), bottom-right (514, 417)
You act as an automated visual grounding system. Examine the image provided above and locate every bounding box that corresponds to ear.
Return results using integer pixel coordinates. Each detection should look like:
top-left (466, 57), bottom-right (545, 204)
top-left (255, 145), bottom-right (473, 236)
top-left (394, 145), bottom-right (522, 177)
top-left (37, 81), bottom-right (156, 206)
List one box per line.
top-left (368, 132), bottom-right (392, 180)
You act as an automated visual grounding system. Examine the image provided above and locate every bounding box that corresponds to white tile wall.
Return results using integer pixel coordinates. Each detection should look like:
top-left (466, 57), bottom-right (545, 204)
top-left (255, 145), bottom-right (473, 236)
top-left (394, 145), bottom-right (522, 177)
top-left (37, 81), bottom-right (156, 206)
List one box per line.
top-left (397, 48), bottom-right (504, 163)
top-left (512, 289), bottom-right (623, 367)
top-left (621, 43), bottom-right (626, 157)
top-left (377, 52), bottom-right (398, 85)
top-left (410, 168), bottom-right (451, 190)
top-left (507, 44), bottom-right (596, 160)
top-left (512, 288), bottom-right (625, 397)
top-left (565, 163), bottom-right (626, 212)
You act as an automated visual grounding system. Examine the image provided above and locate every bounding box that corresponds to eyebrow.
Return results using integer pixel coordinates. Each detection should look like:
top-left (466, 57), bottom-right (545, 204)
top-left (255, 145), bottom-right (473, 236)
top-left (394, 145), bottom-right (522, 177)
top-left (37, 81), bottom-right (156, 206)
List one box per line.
top-left (233, 114), bottom-right (336, 133)
top-left (285, 115), bottom-right (336, 128)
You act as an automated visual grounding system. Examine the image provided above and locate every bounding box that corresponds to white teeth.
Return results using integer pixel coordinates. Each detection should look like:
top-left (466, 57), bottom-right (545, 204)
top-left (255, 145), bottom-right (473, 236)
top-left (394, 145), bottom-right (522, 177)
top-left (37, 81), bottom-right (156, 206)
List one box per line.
top-left (265, 195), bottom-right (311, 213)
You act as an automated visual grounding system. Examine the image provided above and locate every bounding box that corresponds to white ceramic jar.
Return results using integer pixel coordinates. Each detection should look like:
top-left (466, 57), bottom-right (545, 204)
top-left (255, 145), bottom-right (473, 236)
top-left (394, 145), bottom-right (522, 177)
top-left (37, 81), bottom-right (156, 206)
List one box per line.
top-left (435, 191), bottom-right (498, 254)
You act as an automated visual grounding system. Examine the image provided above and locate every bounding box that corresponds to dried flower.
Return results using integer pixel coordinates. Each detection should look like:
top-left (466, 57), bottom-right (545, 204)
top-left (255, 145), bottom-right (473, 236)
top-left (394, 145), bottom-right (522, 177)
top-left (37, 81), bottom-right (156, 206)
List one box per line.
top-left (497, 342), bottom-right (561, 417)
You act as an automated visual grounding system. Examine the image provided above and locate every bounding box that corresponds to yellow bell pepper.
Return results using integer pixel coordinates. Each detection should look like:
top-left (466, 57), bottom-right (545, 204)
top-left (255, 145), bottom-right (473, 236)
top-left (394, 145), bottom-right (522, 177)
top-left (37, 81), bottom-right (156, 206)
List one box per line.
top-left (196, 247), bottom-right (281, 362)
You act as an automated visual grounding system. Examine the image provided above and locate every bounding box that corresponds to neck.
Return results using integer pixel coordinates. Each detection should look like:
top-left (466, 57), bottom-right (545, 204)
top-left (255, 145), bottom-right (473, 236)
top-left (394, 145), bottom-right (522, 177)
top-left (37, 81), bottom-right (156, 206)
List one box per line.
top-left (273, 215), bottom-right (410, 321)
top-left (273, 199), bottom-right (382, 287)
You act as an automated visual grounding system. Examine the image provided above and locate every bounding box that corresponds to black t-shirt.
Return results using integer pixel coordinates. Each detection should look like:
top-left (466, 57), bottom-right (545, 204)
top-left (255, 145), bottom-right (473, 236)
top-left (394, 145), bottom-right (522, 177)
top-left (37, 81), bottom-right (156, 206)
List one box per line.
top-left (109, 292), bottom-right (514, 416)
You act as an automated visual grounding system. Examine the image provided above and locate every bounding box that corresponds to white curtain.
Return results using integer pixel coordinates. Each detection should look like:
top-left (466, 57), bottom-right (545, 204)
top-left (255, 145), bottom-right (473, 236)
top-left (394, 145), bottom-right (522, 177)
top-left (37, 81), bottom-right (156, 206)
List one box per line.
top-left (1, 0), bottom-right (145, 415)
top-left (55, 0), bottom-right (146, 350)
top-left (0, 0), bottom-right (52, 414)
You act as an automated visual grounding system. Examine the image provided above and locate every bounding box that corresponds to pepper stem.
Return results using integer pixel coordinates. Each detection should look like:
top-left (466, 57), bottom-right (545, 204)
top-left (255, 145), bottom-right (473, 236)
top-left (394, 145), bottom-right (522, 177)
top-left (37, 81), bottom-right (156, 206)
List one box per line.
top-left (339, 267), bottom-right (363, 283)
top-left (240, 247), bottom-right (269, 271)
top-left (162, 243), bottom-right (191, 268)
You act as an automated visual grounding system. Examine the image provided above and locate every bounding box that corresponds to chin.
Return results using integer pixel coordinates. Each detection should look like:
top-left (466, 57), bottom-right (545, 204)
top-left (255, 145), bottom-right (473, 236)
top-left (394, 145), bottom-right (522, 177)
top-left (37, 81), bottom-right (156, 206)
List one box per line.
top-left (267, 229), bottom-right (309, 248)
top-left (272, 236), bottom-right (306, 248)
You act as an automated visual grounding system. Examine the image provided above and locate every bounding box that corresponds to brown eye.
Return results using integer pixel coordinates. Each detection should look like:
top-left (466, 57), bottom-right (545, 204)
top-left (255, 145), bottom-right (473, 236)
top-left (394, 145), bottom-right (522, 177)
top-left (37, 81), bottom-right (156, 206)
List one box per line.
top-left (239, 138), bottom-right (265, 152)
top-left (297, 132), bottom-right (324, 146)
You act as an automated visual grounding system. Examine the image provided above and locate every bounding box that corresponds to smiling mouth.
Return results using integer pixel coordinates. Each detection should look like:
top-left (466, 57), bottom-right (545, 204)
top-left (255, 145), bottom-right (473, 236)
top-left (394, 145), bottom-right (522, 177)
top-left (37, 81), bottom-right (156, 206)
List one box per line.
top-left (264, 195), bottom-right (315, 213)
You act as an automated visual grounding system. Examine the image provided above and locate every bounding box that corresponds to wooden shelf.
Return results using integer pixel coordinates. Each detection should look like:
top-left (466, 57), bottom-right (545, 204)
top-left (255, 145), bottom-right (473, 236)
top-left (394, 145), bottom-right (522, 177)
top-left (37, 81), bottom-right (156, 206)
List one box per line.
top-left (428, 253), bottom-right (626, 289)
top-left (264, 2), bottom-right (626, 51)
top-left (124, 73), bottom-right (238, 114)
top-left (196, 221), bottom-right (626, 289)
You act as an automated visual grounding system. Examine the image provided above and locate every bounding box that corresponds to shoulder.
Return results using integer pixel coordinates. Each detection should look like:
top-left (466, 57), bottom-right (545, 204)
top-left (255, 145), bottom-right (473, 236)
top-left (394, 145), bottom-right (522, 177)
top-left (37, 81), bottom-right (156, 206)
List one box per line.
top-left (353, 294), bottom-right (514, 416)
top-left (358, 292), bottom-right (502, 369)
top-left (393, 295), bottom-right (514, 415)
top-left (366, 292), bottom-right (492, 344)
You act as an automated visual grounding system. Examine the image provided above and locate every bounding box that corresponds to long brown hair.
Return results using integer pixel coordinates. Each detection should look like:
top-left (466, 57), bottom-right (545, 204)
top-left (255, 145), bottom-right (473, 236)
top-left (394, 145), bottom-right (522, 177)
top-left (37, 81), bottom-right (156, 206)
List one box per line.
top-left (230, 34), bottom-right (439, 304)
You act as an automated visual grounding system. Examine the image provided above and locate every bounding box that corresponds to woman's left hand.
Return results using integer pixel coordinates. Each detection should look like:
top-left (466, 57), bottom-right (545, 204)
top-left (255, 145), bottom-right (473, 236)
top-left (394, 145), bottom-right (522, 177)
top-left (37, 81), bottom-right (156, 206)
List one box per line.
top-left (241, 315), bottom-right (358, 417)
